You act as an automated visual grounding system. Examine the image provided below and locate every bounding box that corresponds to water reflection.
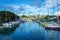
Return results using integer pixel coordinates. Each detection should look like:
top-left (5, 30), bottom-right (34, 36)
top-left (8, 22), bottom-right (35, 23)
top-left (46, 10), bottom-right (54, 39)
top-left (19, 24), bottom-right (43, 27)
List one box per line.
top-left (0, 22), bottom-right (60, 40)
top-left (0, 24), bottom-right (20, 35)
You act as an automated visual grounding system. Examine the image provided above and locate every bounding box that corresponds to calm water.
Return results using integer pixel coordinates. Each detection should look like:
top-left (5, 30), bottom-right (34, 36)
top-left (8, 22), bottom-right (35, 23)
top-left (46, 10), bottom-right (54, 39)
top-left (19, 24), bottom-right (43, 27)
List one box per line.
top-left (0, 22), bottom-right (60, 40)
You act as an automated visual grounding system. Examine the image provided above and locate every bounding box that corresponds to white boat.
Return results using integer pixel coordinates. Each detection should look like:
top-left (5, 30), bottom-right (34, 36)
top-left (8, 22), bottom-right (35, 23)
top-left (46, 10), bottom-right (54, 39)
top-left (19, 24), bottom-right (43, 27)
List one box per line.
top-left (3, 23), bottom-right (12, 28)
top-left (45, 23), bottom-right (60, 31)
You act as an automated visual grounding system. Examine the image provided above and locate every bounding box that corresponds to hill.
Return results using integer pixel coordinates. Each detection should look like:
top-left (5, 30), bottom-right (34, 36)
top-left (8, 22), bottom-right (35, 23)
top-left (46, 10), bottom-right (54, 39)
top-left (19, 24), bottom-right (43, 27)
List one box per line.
top-left (0, 11), bottom-right (19, 23)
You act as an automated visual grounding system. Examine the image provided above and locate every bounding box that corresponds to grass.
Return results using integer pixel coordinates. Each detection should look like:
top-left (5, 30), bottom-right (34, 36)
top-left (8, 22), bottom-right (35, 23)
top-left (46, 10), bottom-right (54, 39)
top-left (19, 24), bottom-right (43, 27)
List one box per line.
top-left (41, 22), bottom-right (48, 27)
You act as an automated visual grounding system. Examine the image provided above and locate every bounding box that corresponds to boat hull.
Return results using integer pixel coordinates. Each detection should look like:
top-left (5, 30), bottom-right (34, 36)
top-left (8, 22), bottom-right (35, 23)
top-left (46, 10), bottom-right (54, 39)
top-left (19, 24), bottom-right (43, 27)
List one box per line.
top-left (45, 27), bottom-right (60, 31)
top-left (0, 24), bottom-right (20, 34)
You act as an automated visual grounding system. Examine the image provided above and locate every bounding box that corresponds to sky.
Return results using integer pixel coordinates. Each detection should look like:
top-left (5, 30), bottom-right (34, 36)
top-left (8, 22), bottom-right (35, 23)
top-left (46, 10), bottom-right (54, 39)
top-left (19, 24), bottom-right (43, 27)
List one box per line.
top-left (0, 0), bottom-right (60, 15)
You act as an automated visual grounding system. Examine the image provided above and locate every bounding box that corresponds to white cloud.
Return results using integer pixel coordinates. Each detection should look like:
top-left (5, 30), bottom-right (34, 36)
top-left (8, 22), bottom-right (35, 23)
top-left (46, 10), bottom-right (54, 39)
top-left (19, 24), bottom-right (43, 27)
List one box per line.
top-left (37, 0), bottom-right (60, 15)
top-left (7, 5), bottom-right (20, 11)
top-left (18, 4), bottom-right (41, 14)
top-left (5, 0), bottom-right (60, 15)
top-left (55, 12), bottom-right (60, 16)
top-left (12, 5), bottom-right (20, 10)
top-left (44, 0), bottom-right (59, 8)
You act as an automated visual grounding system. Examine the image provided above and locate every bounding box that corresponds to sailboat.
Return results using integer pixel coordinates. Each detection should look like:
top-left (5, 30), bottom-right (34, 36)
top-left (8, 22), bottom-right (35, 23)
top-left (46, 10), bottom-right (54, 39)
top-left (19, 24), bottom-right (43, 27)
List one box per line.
top-left (45, 13), bottom-right (60, 31)
top-left (45, 3), bottom-right (60, 31)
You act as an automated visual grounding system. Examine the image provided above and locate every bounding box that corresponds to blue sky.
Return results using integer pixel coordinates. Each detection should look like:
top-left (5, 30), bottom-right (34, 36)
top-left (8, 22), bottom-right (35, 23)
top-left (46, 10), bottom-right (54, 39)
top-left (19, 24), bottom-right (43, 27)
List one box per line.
top-left (0, 0), bottom-right (60, 15)
top-left (0, 0), bottom-right (45, 5)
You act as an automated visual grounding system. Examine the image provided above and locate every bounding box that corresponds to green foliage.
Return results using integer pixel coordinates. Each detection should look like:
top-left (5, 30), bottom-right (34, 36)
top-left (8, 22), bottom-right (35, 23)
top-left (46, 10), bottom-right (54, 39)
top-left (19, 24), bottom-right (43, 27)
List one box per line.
top-left (44, 15), bottom-right (49, 19)
top-left (21, 15), bottom-right (28, 18)
top-left (0, 11), bottom-right (19, 23)
top-left (41, 22), bottom-right (48, 27)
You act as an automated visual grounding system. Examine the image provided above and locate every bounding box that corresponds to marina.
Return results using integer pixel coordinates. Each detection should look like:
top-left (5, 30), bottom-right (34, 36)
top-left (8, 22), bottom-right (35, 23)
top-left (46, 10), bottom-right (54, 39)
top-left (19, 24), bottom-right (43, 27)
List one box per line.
top-left (0, 22), bottom-right (60, 40)
top-left (0, 0), bottom-right (60, 40)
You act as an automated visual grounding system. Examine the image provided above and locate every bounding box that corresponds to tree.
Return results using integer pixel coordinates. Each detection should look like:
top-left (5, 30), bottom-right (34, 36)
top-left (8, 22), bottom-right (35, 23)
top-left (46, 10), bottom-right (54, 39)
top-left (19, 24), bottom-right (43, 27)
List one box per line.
top-left (0, 11), bottom-right (19, 23)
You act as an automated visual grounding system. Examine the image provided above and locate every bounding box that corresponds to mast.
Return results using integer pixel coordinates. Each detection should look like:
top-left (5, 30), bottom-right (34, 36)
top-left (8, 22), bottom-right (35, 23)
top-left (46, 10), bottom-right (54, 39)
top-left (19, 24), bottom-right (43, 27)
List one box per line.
top-left (53, 0), bottom-right (54, 22)
top-left (48, 3), bottom-right (49, 22)
top-left (56, 0), bottom-right (59, 23)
